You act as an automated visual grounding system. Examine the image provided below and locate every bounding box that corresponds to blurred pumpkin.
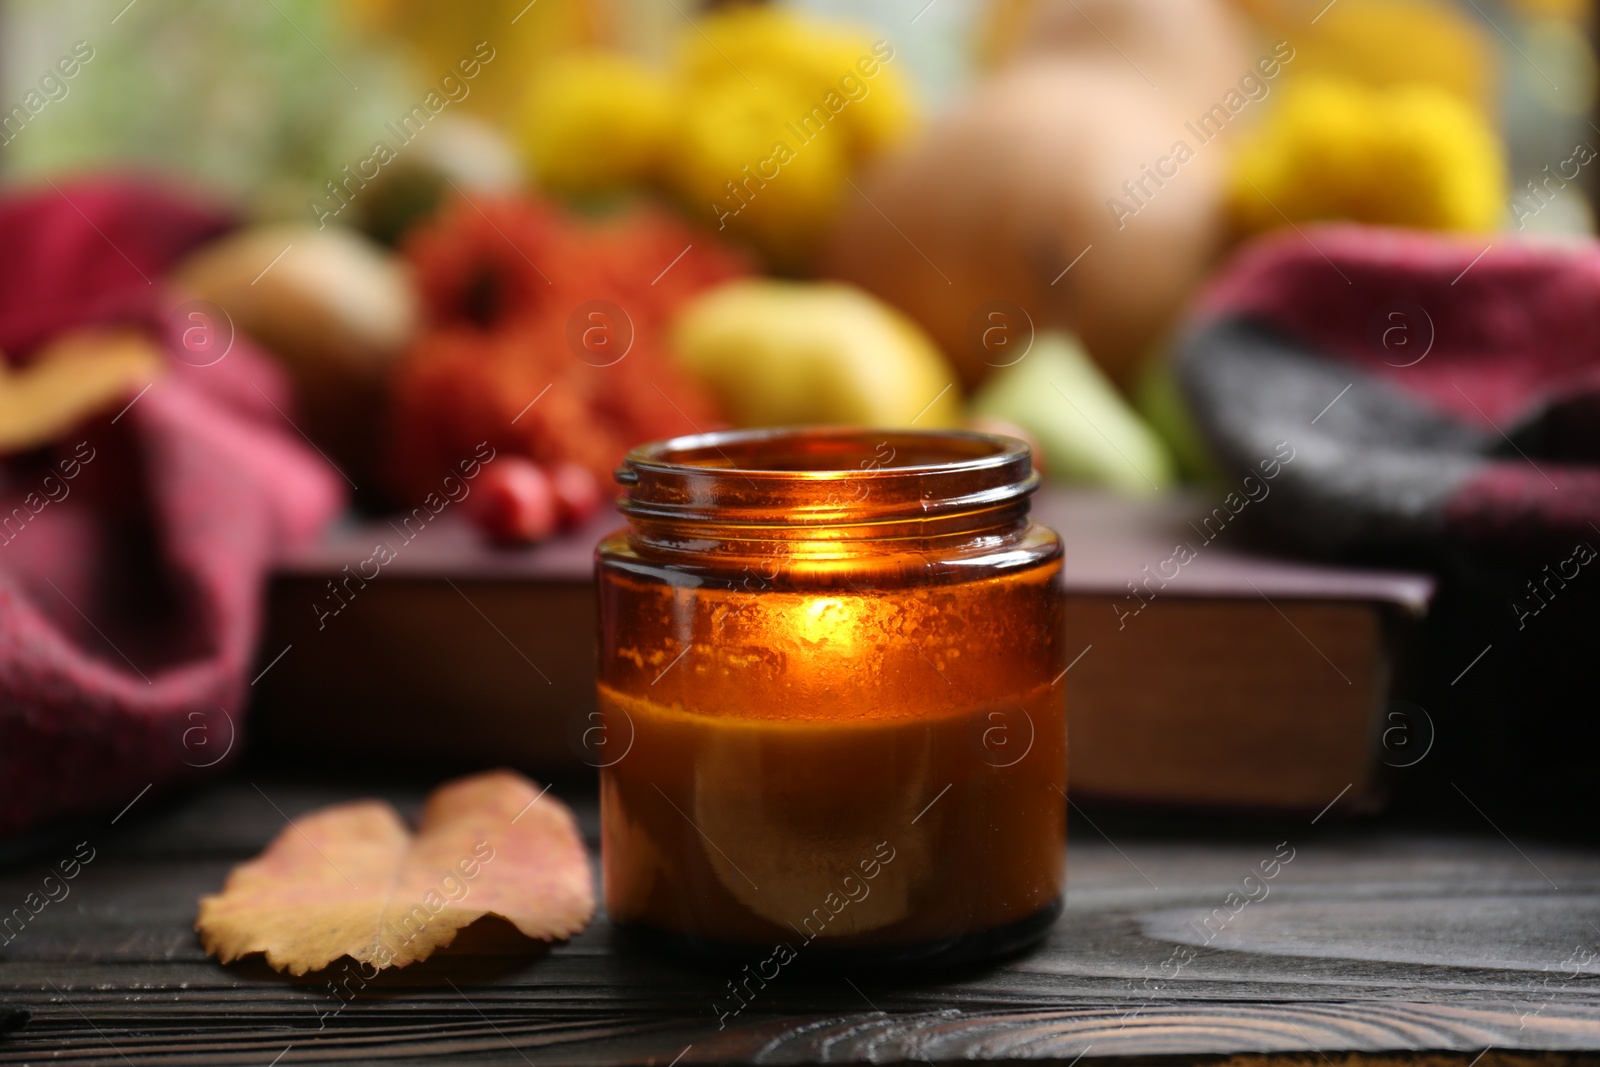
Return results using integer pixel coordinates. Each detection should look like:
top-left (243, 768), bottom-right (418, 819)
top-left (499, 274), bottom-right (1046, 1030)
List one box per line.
top-left (822, 60), bottom-right (1229, 390)
top-left (982, 0), bottom-right (1252, 119)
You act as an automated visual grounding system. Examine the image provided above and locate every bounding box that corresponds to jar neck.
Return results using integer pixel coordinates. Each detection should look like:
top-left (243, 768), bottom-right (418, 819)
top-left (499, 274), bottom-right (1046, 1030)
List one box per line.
top-left (621, 499), bottom-right (1036, 561)
top-left (614, 427), bottom-right (1040, 556)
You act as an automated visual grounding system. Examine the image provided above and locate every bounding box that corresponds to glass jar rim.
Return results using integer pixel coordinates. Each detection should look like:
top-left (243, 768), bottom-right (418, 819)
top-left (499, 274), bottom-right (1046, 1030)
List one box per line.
top-left (615, 425), bottom-right (1038, 528)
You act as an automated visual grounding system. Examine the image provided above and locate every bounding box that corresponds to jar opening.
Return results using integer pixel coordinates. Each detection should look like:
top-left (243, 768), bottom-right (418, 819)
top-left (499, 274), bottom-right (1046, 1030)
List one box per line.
top-left (615, 426), bottom-right (1038, 528)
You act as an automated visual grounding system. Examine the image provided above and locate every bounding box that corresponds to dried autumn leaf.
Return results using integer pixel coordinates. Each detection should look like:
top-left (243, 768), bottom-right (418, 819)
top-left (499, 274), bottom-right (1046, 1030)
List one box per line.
top-left (197, 771), bottom-right (592, 975)
top-left (0, 329), bottom-right (165, 454)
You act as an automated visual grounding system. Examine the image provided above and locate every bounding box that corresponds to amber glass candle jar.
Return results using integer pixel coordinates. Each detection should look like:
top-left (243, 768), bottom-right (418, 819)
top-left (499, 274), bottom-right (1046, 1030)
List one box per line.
top-left (596, 427), bottom-right (1065, 965)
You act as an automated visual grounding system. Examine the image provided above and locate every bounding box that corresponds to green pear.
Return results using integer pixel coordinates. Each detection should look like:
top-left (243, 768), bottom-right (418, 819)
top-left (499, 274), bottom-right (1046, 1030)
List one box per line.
top-left (1135, 357), bottom-right (1223, 484)
top-left (971, 332), bottom-right (1175, 493)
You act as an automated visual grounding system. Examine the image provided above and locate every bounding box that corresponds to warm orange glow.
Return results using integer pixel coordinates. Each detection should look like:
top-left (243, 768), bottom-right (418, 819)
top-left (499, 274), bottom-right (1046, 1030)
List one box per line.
top-left (596, 427), bottom-right (1066, 961)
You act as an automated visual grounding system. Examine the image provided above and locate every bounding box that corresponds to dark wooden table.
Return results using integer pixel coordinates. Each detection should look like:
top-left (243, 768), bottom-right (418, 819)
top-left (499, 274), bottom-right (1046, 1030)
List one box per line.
top-left (3, 774), bottom-right (1600, 1066)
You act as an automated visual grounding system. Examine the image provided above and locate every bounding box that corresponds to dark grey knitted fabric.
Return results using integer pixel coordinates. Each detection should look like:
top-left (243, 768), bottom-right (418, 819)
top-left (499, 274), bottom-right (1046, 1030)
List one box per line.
top-left (1177, 318), bottom-right (1494, 555)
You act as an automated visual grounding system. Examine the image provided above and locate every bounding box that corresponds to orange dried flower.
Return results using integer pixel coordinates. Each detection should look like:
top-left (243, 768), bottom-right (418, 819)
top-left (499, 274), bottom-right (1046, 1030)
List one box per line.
top-left (405, 194), bottom-right (572, 331)
top-left (388, 194), bottom-right (745, 501)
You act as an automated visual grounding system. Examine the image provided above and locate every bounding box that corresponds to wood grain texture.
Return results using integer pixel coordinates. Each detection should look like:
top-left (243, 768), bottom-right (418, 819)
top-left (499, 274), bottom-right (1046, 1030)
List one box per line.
top-left (2, 778), bottom-right (1599, 1066)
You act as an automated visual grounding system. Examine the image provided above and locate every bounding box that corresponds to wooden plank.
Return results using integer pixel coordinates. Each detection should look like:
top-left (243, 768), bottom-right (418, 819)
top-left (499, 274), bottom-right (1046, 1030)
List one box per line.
top-left (6, 1002), bottom-right (1600, 1066)
top-left (2, 779), bottom-right (1600, 1065)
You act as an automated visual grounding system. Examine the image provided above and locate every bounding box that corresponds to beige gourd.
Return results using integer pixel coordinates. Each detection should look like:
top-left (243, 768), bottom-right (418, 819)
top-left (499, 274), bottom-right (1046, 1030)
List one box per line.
top-left (823, 0), bottom-right (1248, 389)
top-left (174, 225), bottom-right (417, 498)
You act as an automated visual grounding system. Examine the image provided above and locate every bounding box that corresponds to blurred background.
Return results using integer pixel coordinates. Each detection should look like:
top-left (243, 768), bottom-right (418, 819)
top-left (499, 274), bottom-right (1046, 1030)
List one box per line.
top-left (4, 0), bottom-right (1593, 224)
top-left (3, 0), bottom-right (1590, 502)
top-left (2, 0), bottom-right (1598, 839)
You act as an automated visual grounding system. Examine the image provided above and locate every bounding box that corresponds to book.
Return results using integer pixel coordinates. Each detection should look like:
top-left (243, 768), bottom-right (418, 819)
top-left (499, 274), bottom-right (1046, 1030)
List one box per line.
top-left (1031, 491), bottom-right (1431, 813)
top-left (254, 490), bottom-right (1433, 814)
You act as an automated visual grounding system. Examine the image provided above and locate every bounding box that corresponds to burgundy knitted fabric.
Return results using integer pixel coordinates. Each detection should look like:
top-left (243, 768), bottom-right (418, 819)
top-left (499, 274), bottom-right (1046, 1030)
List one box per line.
top-left (1178, 224), bottom-right (1600, 557)
top-left (0, 178), bottom-right (344, 836)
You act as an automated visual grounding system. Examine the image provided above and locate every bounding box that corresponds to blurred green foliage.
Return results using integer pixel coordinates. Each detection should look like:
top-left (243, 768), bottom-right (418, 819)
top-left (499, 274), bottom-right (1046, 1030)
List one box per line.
top-left (0, 0), bottom-right (415, 217)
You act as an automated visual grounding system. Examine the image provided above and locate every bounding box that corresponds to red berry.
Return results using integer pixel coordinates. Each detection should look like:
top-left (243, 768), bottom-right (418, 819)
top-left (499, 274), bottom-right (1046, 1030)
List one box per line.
top-left (467, 456), bottom-right (557, 545)
top-left (549, 461), bottom-right (602, 528)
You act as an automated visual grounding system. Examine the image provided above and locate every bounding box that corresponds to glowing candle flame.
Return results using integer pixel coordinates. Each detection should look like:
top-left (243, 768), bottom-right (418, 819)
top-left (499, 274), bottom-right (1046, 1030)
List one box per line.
top-left (795, 596), bottom-right (857, 650)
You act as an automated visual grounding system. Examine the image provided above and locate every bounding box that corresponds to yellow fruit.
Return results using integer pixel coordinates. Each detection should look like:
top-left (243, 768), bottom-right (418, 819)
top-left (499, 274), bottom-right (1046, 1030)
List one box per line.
top-left (1231, 77), bottom-right (1505, 233)
top-left (671, 78), bottom-right (849, 268)
top-left (1506, 0), bottom-right (1591, 19)
top-left (1230, 0), bottom-right (1496, 114)
top-left (676, 5), bottom-right (912, 162)
top-left (519, 51), bottom-right (678, 194)
top-left (336, 0), bottom-right (603, 122)
top-left (670, 280), bottom-right (963, 430)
